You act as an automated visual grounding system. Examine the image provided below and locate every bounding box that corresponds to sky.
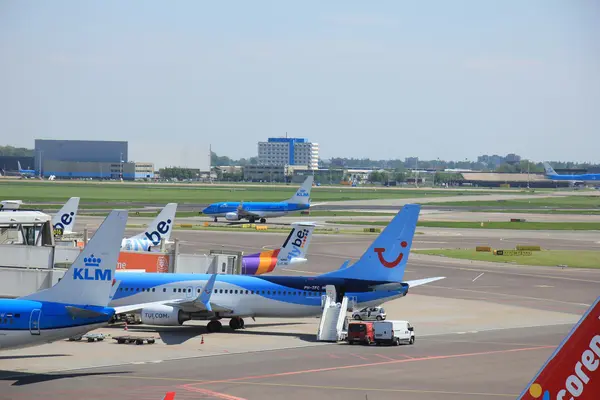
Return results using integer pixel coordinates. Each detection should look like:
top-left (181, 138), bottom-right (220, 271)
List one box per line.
top-left (1, 1), bottom-right (599, 168)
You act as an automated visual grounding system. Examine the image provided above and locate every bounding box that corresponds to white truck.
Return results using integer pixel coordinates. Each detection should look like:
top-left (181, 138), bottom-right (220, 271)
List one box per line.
top-left (373, 320), bottom-right (415, 346)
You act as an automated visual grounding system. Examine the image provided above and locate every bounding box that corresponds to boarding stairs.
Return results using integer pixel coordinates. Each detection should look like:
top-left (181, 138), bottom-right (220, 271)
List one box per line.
top-left (316, 285), bottom-right (352, 342)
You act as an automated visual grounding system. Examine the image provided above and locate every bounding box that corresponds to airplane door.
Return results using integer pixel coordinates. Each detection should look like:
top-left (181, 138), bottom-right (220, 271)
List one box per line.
top-left (185, 286), bottom-right (194, 299)
top-left (29, 309), bottom-right (41, 335)
top-left (325, 285), bottom-right (336, 302)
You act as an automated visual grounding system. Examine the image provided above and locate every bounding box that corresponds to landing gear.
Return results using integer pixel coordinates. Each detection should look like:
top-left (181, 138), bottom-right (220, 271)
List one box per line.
top-left (229, 317), bottom-right (245, 330)
top-left (259, 218), bottom-right (266, 223)
top-left (249, 217), bottom-right (256, 223)
top-left (206, 320), bottom-right (222, 332)
top-left (213, 217), bottom-right (218, 222)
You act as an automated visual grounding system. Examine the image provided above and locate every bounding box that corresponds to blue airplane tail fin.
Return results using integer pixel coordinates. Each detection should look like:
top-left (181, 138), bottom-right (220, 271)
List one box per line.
top-left (543, 162), bottom-right (557, 176)
top-left (320, 204), bottom-right (420, 282)
top-left (286, 175), bottom-right (314, 205)
top-left (21, 210), bottom-right (128, 306)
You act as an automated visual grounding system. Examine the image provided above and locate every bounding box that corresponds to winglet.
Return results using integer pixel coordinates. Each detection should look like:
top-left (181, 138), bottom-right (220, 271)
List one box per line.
top-left (163, 392), bottom-right (176, 400)
top-left (198, 274), bottom-right (218, 312)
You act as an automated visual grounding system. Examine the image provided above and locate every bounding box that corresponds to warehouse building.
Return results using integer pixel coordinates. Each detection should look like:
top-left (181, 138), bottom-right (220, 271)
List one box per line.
top-left (34, 139), bottom-right (153, 180)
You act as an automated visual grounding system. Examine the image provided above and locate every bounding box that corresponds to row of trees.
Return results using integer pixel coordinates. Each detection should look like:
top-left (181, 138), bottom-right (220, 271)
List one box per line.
top-left (0, 145), bottom-right (34, 157)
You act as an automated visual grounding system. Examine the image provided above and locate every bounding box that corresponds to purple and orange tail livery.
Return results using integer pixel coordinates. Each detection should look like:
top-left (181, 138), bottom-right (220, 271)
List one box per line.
top-left (518, 296), bottom-right (600, 400)
top-left (241, 249), bottom-right (281, 275)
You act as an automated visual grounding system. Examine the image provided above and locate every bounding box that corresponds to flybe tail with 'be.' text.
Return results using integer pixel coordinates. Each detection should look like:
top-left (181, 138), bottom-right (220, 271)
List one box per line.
top-left (518, 295), bottom-right (600, 400)
top-left (122, 203), bottom-right (178, 251)
top-left (22, 210), bottom-right (128, 307)
top-left (51, 197), bottom-right (80, 235)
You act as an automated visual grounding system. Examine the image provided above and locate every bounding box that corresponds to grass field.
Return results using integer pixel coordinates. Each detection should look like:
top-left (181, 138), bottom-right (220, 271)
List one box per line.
top-left (413, 249), bottom-right (600, 269)
top-left (327, 220), bottom-right (600, 230)
top-left (427, 195), bottom-right (600, 209)
top-left (0, 181), bottom-right (499, 203)
top-left (472, 209), bottom-right (600, 215)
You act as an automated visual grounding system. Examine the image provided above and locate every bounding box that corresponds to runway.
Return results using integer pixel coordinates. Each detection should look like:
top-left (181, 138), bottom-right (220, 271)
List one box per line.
top-left (1, 211), bottom-right (599, 399)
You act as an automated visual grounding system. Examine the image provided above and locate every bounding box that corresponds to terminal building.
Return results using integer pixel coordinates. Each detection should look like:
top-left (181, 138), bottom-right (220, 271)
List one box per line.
top-left (257, 137), bottom-right (319, 170)
top-left (34, 139), bottom-right (154, 180)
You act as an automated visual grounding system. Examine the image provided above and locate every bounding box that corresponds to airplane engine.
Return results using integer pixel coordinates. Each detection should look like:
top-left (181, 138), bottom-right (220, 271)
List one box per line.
top-left (225, 212), bottom-right (241, 221)
top-left (140, 305), bottom-right (191, 326)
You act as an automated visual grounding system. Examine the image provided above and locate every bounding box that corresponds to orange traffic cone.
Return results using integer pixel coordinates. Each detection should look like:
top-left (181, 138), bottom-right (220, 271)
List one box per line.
top-left (124, 321), bottom-right (128, 331)
top-left (201, 335), bottom-right (204, 344)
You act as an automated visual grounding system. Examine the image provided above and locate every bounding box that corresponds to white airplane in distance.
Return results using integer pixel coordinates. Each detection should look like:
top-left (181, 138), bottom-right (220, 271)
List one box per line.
top-left (0, 210), bottom-right (127, 350)
top-left (121, 203), bottom-right (178, 252)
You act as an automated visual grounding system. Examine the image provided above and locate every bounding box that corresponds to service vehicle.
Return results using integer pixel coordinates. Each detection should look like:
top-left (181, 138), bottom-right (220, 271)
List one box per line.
top-left (373, 320), bottom-right (414, 346)
top-left (352, 306), bottom-right (386, 321)
top-left (346, 321), bottom-right (375, 345)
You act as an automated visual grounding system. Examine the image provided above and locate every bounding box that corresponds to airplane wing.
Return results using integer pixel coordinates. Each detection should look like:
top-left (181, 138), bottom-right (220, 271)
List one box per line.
top-left (236, 208), bottom-right (266, 218)
top-left (405, 277), bottom-right (446, 287)
top-left (113, 274), bottom-right (232, 314)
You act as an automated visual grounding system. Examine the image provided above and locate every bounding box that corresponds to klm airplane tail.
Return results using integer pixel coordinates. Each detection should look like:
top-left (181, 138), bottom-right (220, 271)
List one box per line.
top-left (543, 162), bottom-right (558, 176)
top-left (285, 175), bottom-right (314, 205)
top-left (51, 197), bottom-right (80, 234)
top-left (128, 203), bottom-right (178, 244)
top-left (21, 210), bottom-right (128, 306)
top-left (320, 204), bottom-right (420, 282)
top-left (17, 161), bottom-right (22, 171)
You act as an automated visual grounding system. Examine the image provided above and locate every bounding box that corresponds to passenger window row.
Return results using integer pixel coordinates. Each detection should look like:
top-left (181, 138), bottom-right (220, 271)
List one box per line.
top-left (118, 286), bottom-right (323, 297)
top-left (0, 313), bottom-right (20, 325)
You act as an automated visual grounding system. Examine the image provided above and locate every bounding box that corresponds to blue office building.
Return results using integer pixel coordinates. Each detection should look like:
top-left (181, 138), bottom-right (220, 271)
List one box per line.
top-left (257, 137), bottom-right (318, 169)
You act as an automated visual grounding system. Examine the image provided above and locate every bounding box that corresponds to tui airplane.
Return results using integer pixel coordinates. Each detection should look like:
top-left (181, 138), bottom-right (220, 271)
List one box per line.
top-left (108, 204), bottom-right (445, 332)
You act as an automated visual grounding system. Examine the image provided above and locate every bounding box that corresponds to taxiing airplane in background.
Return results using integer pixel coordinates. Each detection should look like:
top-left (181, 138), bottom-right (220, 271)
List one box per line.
top-left (543, 162), bottom-right (600, 183)
top-left (202, 175), bottom-right (314, 223)
top-left (120, 203), bottom-right (178, 252)
top-left (0, 210), bottom-right (127, 350)
top-left (109, 204), bottom-right (445, 332)
top-left (241, 222), bottom-right (316, 275)
top-left (518, 295), bottom-right (599, 400)
top-left (51, 197), bottom-right (80, 235)
top-left (17, 161), bottom-right (36, 177)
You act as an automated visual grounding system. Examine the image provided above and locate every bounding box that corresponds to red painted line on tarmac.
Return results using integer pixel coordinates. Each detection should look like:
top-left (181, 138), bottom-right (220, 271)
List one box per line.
top-left (348, 352), bottom-right (369, 361)
top-left (184, 385), bottom-right (247, 400)
top-left (374, 354), bottom-right (396, 361)
top-left (184, 345), bottom-right (555, 388)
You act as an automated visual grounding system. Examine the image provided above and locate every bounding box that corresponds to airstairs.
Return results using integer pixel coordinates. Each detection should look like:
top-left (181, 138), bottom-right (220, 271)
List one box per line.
top-left (316, 285), bottom-right (351, 342)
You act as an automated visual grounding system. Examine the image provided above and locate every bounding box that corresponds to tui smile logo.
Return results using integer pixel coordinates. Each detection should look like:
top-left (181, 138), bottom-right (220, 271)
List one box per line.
top-left (374, 241), bottom-right (408, 268)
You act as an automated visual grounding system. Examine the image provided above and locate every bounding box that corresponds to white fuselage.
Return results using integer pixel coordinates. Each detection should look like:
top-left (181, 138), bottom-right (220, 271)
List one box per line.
top-left (110, 278), bottom-right (404, 319)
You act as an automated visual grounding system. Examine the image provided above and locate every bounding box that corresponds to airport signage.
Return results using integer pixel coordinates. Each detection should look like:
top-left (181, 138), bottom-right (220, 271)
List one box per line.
top-left (117, 252), bottom-right (170, 273)
top-left (495, 250), bottom-right (532, 256)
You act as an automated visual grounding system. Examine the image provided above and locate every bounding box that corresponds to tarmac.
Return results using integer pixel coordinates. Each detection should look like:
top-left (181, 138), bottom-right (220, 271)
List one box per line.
top-left (1, 212), bottom-right (599, 399)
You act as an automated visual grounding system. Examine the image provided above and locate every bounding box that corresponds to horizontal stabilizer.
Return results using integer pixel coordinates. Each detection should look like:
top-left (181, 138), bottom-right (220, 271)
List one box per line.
top-left (65, 306), bottom-right (110, 319)
top-left (405, 277), bottom-right (445, 288)
top-left (338, 260), bottom-right (351, 270)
